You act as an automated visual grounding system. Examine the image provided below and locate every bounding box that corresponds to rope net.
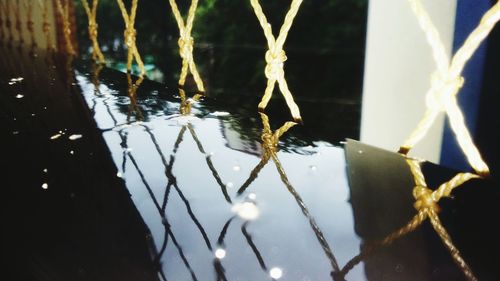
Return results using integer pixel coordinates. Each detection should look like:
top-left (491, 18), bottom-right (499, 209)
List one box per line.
top-left (55, 0), bottom-right (76, 56)
top-left (399, 0), bottom-right (500, 177)
top-left (250, 0), bottom-right (303, 122)
top-left (81, 0), bottom-right (105, 63)
top-left (168, 0), bottom-right (205, 92)
top-left (116, 0), bottom-right (145, 76)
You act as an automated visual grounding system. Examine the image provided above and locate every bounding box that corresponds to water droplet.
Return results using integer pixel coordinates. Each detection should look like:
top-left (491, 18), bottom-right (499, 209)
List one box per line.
top-left (231, 202), bottom-right (259, 221)
top-left (43, 169), bottom-right (48, 173)
top-left (248, 193), bottom-right (257, 200)
top-left (8, 82), bottom-right (15, 85)
top-left (12, 131), bottom-right (19, 135)
top-left (215, 248), bottom-right (226, 259)
top-left (10, 77), bottom-right (24, 82)
top-left (309, 165), bottom-right (317, 171)
top-left (117, 172), bottom-right (123, 178)
top-left (44, 106), bottom-right (47, 110)
top-left (69, 134), bottom-right (82, 140)
top-left (50, 133), bottom-right (61, 140)
top-left (226, 182), bottom-right (234, 188)
top-left (210, 111), bottom-right (230, 117)
top-left (31, 113), bottom-right (36, 117)
top-left (270, 267), bottom-right (283, 279)
top-left (233, 165), bottom-right (241, 172)
top-left (42, 183), bottom-right (48, 190)
top-left (70, 150), bottom-right (74, 155)
top-left (358, 150), bottom-right (363, 154)
top-left (15, 94), bottom-right (24, 99)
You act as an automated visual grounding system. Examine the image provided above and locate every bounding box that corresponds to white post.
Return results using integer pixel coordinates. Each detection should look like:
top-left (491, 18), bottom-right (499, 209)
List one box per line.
top-left (360, 0), bottom-right (457, 163)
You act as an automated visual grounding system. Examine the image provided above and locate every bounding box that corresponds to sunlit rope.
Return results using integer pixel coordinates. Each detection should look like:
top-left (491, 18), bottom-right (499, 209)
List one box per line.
top-left (168, 0), bottom-right (205, 92)
top-left (81, 0), bottom-right (105, 63)
top-left (55, 0), bottom-right (76, 56)
top-left (126, 72), bottom-right (145, 121)
top-left (38, 0), bottom-right (55, 51)
top-left (250, 0), bottom-right (303, 122)
top-left (336, 157), bottom-right (480, 281)
top-left (399, 0), bottom-right (500, 176)
top-left (116, 0), bottom-right (145, 76)
top-left (178, 88), bottom-right (203, 115)
top-left (376, 158), bottom-right (478, 281)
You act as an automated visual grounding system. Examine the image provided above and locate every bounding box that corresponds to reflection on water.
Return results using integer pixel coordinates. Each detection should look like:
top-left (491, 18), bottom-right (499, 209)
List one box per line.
top-left (75, 55), bottom-right (364, 280)
top-left (2, 45), bottom-right (499, 281)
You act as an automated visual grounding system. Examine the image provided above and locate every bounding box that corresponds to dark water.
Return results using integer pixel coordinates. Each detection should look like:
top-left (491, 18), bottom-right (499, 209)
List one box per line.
top-left (2, 45), bottom-right (499, 281)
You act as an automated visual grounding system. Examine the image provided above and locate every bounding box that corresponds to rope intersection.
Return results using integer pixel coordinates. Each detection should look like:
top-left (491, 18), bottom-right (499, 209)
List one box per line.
top-left (81, 0), bottom-right (105, 63)
top-left (168, 0), bottom-right (205, 92)
top-left (116, 0), bottom-right (145, 76)
top-left (250, 0), bottom-right (303, 122)
top-left (55, 0), bottom-right (76, 56)
top-left (399, 0), bottom-right (500, 177)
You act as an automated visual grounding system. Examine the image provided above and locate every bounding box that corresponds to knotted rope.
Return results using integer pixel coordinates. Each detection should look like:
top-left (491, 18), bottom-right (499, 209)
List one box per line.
top-left (168, 0), bottom-right (205, 92)
top-left (126, 72), bottom-right (144, 121)
top-left (116, 0), bottom-right (145, 76)
top-left (399, 0), bottom-right (500, 176)
top-left (55, 0), bottom-right (76, 56)
top-left (250, 0), bottom-right (303, 122)
top-left (338, 158), bottom-right (479, 281)
top-left (81, 0), bottom-right (105, 63)
top-left (178, 88), bottom-right (203, 116)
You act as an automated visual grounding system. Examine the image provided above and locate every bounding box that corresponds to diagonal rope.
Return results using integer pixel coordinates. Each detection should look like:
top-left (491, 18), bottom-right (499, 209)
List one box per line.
top-left (250, 0), bottom-right (303, 122)
top-left (81, 0), bottom-right (106, 63)
top-left (55, 0), bottom-right (76, 56)
top-left (126, 72), bottom-right (144, 122)
top-left (168, 0), bottom-right (205, 92)
top-left (399, 0), bottom-right (500, 176)
top-left (339, 158), bottom-right (479, 281)
top-left (116, 0), bottom-right (145, 76)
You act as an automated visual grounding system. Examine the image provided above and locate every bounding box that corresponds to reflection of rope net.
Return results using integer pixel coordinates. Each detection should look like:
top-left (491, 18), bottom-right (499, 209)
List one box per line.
top-left (168, 0), bottom-right (205, 92)
top-left (126, 72), bottom-right (144, 122)
top-left (0, 0), bottom-right (13, 45)
top-left (338, 158), bottom-right (479, 281)
top-left (116, 0), bottom-right (145, 76)
top-left (81, 0), bottom-right (106, 63)
top-left (88, 68), bottom-right (274, 280)
top-left (55, 0), bottom-right (76, 56)
top-left (237, 113), bottom-right (342, 275)
top-left (399, 0), bottom-right (500, 176)
top-left (250, 0), bottom-right (303, 122)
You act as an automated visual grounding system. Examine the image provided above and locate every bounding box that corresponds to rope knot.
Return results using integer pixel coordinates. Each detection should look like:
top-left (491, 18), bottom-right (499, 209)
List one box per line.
top-left (178, 36), bottom-right (194, 59)
top-left (427, 72), bottom-right (464, 110)
top-left (264, 49), bottom-right (287, 80)
top-left (413, 185), bottom-right (439, 211)
top-left (88, 22), bottom-right (98, 38)
top-left (261, 131), bottom-right (278, 155)
top-left (124, 26), bottom-right (136, 48)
